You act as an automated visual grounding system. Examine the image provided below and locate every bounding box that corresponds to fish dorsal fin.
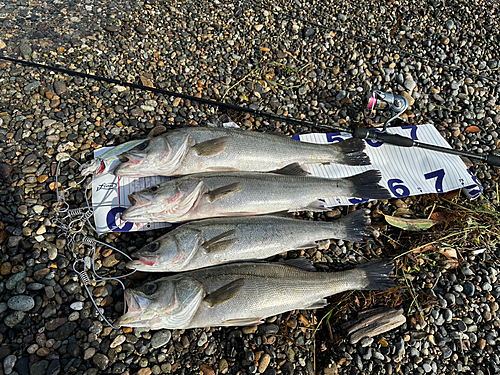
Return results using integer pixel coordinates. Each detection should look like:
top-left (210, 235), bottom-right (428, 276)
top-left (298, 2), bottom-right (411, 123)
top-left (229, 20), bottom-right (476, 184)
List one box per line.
top-left (193, 136), bottom-right (229, 156)
top-left (270, 163), bottom-right (309, 176)
top-left (148, 125), bottom-right (167, 138)
top-left (204, 278), bottom-right (245, 307)
top-left (283, 258), bottom-right (317, 272)
top-left (202, 229), bottom-right (238, 253)
top-left (207, 182), bottom-right (244, 202)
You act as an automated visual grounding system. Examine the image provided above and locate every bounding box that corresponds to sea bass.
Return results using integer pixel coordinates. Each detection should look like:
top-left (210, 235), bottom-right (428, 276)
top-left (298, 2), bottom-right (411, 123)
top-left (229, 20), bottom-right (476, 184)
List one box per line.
top-left (127, 210), bottom-right (371, 272)
top-left (113, 127), bottom-right (370, 177)
top-left (121, 168), bottom-right (391, 223)
top-left (115, 259), bottom-right (396, 329)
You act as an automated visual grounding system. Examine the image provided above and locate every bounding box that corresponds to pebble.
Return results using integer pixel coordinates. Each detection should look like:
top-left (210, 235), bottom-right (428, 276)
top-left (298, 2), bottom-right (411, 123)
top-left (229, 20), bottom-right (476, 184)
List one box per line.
top-left (1, 3), bottom-right (500, 375)
top-left (110, 335), bottom-right (126, 348)
top-left (258, 354), bottom-right (271, 373)
top-left (70, 301), bottom-right (84, 310)
top-left (464, 283), bottom-right (476, 296)
top-left (3, 355), bottom-right (16, 375)
top-left (151, 330), bottom-right (171, 349)
top-left (7, 295), bottom-right (35, 311)
top-left (0, 163), bottom-right (13, 180)
top-left (93, 353), bottom-right (109, 370)
top-left (5, 311), bottom-right (25, 327)
top-left (6, 272), bottom-right (26, 290)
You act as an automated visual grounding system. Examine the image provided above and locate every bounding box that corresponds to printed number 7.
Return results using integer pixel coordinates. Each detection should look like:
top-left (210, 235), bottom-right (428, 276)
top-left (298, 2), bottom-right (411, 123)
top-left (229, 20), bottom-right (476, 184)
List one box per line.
top-left (402, 125), bottom-right (418, 140)
top-left (424, 169), bottom-right (445, 193)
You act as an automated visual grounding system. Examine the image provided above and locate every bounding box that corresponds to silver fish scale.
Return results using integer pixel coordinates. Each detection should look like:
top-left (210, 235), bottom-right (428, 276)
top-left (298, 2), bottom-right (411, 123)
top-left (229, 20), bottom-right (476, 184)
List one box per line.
top-left (145, 216), bottom-right (346, 272)
top-left (178, 172), bottom-right (348, 221)
top-left (174, 127), bottom-right (345, 174)
top-left (182, 263), bottom-right (362, 328)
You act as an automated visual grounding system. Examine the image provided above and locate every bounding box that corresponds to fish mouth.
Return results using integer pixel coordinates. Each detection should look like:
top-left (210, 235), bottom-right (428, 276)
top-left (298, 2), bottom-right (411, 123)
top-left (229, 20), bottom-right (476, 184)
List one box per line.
top-left (124, 289), bottom-right (151, 313)
top-left (80, 160), bottom-right (104, 176)
top-left (121, 193), bottom-right (158, 222)
top-left (127, 254), bottom-right (159, 269)
top-left (114, 152), bottom-right (147, 177)
top-left (127, 193), bottom-right (152, 207)
top-left (95, 160), bottom-right (106, 175)
top-left (122, 151), bottom-right (146, 165)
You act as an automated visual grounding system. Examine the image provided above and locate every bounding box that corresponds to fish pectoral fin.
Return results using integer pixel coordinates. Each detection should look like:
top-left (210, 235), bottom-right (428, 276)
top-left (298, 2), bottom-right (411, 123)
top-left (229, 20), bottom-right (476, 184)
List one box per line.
top-left (290, 200), bottom-right (330, 212)
top-left (207, 182), bottom-right (244, 202)
top-left (148, 125), bottom-right (167, 138)
top-left (304, 299), bottom-right (328, 310)
top-left (204, 238), bottom-right (238, 253)
top-left (202, 230), bottom-right (238, 253)
top-left (221, 317), bottom-right (264, 326)
top-left (204, 278), bottom-right (245, 307)
top-left (283, 257), bottom-right (317, 272)
top-left (193, 136), bottom-right (229, 156)
top-left (270, 163), bottom-right (309, 176)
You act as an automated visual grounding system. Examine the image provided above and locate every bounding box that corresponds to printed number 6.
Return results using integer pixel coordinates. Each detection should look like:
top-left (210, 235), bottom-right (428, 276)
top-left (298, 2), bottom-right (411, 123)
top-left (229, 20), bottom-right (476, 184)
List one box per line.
top-left (388, 179), bottom-right (410, 197)
top-left (107, 207), bottom-right (133, 232)
top-left (424, 169), bottom-right (445, 193)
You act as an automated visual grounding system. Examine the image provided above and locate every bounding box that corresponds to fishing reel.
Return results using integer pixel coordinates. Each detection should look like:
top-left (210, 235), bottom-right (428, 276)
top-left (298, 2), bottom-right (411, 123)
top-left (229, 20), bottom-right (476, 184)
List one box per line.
top-left (366, 90), bottom-right (409, 130)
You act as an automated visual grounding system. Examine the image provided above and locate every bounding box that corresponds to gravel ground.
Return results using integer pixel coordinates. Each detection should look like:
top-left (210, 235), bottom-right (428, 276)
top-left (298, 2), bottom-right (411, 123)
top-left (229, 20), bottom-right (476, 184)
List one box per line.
top-left (1, 0), bottom-right (500, 374)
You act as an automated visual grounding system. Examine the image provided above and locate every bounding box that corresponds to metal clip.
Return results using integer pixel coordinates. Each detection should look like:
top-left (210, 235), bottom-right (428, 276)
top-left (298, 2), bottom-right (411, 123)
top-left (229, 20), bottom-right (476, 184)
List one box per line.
top-left (53, 155), bottom-right (136, 330)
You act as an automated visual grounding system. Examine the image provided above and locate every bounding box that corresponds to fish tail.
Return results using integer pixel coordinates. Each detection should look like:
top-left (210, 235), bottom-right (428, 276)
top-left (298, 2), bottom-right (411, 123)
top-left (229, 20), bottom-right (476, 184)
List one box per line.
top-left (356, 259), bottom-right (396, 290)
top-left (344, 170), bottom-right (392, 200)
top-left (332, 138), bottom-right (371, 166)
top-left (332, 210), bottom-right (373, 243)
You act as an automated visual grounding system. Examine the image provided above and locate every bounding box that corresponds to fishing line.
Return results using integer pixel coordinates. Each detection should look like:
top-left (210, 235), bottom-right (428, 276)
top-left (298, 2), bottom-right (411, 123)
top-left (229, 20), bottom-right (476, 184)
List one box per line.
top-left (53, 156), bottom-right (136, 329)
top-left (2, 53), bottom-right (499, 166)
top-left (0, 55), bottom-right (347, 133)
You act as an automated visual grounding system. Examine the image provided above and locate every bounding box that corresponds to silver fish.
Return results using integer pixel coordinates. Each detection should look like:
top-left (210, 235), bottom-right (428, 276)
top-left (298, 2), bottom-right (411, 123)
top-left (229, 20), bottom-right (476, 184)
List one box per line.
top-left (127, 210), bottom-right (371, 272)
top-left (115, 259), bottom-right (395, 330)
top-left (114, 127), bottom-right (370, 177)
top-left (121, 168), bottom-right (391, 223)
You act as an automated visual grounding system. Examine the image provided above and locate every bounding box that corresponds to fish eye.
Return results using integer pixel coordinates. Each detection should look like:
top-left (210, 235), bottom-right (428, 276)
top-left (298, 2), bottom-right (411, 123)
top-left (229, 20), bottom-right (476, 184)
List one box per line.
top-left (145, 283), bottom-right (158, 294)
top-left (149, 242), bottom-right (159, 251)
top-left (137, 140), bottom-right (149, 150)
top-left (150, 185), bottom-right (159, 192)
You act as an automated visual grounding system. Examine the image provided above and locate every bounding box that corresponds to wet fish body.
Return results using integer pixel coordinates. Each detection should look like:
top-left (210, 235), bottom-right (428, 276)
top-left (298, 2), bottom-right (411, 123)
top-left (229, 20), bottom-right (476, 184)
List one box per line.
top-left (115, 259), bottom-right (395, 330)
top-left (127, 211), bottom-right (371, 272)
top-left (114, 127), bottom-right (370, 177)
top-left (121, 169), bottom-right (391, 223)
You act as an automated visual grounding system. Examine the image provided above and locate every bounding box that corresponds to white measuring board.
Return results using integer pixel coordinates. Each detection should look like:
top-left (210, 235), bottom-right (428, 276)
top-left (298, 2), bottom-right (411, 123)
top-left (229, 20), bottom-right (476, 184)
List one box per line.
top-left (91, 147), bottom-right (172, 234)
top-left (92, 124), bottom-right (482, 234)
top-left (292, 124), bottom-right (482, 206)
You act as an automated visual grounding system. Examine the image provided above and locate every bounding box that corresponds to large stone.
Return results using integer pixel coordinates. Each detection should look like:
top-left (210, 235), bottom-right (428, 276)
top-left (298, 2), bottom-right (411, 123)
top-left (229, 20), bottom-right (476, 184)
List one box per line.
top-left (7, 295), bottom-right (35, 311)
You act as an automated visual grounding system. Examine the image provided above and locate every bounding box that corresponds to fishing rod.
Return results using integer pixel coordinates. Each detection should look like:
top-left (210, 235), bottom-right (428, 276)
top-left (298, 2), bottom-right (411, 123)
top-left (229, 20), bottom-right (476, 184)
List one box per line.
top-left (1, 55), bottom-right (499, 167)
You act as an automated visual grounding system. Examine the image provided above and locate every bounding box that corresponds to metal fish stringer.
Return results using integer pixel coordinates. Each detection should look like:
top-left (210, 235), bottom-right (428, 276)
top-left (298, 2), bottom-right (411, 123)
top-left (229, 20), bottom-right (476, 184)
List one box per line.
top-left (53, 155), bottom-right (136, 329)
